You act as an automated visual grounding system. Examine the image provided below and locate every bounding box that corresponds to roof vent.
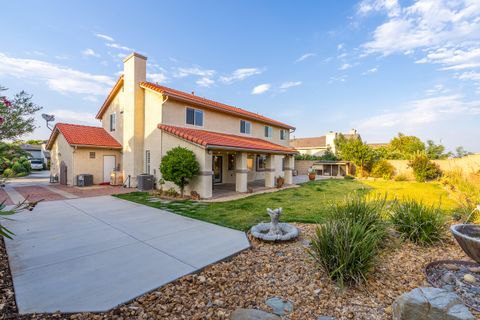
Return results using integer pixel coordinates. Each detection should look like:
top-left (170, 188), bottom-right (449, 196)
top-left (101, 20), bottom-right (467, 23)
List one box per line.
top-left (191, 91), bottom-right (195, 95)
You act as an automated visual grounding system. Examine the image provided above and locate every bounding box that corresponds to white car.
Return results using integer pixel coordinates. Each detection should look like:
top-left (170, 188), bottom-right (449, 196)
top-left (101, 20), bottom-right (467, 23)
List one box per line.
top-left (29, 159), bottom-right (44, 170)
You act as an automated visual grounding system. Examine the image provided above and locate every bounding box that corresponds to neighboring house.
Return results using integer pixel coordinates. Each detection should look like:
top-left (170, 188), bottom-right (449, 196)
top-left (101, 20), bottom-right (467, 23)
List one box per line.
top-left (290, 129), bottom-right (359, 156)
top-left (47, 52), bottom-right (297, 198)
top-left (20, 144), bottom-right (43, 159)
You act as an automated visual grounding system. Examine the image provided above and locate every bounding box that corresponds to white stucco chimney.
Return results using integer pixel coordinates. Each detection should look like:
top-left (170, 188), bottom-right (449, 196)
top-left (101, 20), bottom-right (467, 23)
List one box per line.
top-left (325, 131), bottom-right (337, 154)
top-left (122, 52), bottom-right (147, 180)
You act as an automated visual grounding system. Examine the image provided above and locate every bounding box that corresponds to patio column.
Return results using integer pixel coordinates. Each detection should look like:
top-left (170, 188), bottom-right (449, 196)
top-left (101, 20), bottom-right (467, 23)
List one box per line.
top-left (284, 155), bottom-right (294, 185)
top-left (264, 154), bottom-right (275, 188)
top-left (195, 150), bottom-right (213, 199)
top-left (235, 152), bottom-right (248, 192)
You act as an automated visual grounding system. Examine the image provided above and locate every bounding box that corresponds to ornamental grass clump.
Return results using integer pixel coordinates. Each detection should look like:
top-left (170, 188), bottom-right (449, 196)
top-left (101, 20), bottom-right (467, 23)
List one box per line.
top-left (309, 196), bottom-right (388, 287)
top-left (390, 199), bottom-right (446, 245)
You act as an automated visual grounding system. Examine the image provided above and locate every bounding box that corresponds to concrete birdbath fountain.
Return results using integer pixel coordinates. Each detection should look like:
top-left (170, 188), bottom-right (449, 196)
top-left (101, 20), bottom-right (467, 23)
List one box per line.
top-left (425, 205), bottom-right (480, 311)
top-left (250, 208), bottom-right (299, 241)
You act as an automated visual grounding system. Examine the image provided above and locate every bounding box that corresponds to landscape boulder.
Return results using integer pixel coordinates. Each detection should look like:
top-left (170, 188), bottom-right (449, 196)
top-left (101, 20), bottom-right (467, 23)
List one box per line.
top-left (392, 287), bottom-right (474, 320)
top-left (231, 308), bottom-right (281, 320)
top-left (265, 297), bottom-right (294, 316)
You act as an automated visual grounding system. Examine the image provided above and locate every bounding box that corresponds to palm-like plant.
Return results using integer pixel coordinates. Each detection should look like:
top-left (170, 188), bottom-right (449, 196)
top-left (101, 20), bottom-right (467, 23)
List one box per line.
top-left (0, 198), bottom-right (39, 239)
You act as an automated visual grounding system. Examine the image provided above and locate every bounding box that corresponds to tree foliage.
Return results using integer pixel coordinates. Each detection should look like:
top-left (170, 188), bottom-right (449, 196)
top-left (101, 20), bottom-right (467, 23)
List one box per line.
top-left (335, 134), bottom-right (375, 176)
top-left (388, 133), bottom-right (425, 159)
top-left (454, 146), bottom-right (473, 158)
top-left (0, 142), bottom-right (31, 176)
top-left (0, 86), bottom-right (42, 140)
top-left (160, 147), bottom-right (200, 196)
top-left (425, 140), bottom-right (451, 159)
top-left (295, 146), bottom-right (338, 161)
top-left (408, 152), bottom-right (442, 182)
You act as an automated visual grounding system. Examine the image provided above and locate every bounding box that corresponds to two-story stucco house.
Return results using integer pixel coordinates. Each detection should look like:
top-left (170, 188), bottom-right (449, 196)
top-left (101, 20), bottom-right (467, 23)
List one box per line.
top-left (46, 53), bottom-right (297, 199)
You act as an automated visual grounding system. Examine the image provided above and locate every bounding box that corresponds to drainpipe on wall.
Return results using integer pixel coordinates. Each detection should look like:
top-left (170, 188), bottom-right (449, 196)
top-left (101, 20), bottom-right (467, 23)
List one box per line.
top-left (72, 146), bottom-right (77, 186)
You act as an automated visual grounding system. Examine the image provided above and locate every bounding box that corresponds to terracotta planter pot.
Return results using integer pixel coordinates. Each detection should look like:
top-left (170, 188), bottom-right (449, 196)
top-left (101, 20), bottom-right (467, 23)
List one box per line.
top-left (450, 224), bottom-right (480, 263)
top-left (308, 173), bottom-right (316, 181)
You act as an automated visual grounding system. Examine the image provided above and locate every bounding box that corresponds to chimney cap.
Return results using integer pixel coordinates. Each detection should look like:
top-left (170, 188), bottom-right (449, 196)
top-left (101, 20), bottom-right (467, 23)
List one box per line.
top-left (123, 52), bottom-right (147, 63)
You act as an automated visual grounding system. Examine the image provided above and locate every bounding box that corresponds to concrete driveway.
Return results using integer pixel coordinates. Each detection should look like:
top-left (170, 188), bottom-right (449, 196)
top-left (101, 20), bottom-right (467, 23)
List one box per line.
top-left (3, 196), bottom-right (250, 314)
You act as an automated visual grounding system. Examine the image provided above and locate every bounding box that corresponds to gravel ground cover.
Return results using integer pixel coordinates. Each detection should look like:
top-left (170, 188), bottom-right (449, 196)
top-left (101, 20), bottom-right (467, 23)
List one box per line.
top-left (2, 224), bottom-right (478, 320)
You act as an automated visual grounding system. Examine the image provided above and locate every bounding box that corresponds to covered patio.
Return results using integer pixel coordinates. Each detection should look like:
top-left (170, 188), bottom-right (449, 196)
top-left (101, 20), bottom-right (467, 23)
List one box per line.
top-left (158, 124), bottom-right (298, 199)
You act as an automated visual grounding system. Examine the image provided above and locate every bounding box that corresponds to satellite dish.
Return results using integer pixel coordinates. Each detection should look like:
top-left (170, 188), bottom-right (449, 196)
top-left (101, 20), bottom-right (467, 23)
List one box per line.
top-left (42, 113), bottom-right (55, 131)
top-left (42, 114), bottom-right (55, 122)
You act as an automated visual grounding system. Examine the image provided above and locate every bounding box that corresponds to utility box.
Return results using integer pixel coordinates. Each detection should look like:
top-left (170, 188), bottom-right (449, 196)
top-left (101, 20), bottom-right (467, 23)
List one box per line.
top-left (137, 174), bottom-right (154, 191)
top-left (76, 174), bottom-right (93, 187)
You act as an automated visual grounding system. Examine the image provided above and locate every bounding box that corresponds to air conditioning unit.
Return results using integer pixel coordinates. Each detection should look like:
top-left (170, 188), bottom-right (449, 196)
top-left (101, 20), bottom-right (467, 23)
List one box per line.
top-left (137, 174), bottom-right (154, 191)
top-left (77, 174), bottom-right (93, 187)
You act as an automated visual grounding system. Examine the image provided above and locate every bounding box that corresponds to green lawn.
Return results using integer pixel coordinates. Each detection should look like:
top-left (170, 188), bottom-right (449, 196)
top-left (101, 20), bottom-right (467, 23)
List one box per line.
top-left (116, 179), bottom-right (458, 231)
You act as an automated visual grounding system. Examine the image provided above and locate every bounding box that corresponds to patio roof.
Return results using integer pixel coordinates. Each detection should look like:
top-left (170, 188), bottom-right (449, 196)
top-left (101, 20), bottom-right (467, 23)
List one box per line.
top-left (158, 124), bottom-right (298, 154)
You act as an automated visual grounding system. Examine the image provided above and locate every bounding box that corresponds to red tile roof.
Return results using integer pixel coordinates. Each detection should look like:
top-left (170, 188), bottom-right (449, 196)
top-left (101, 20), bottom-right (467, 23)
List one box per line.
top-left (46, 123), bottom-right (122, 150)
top-left (141, 82), bottom-right (295, 130)
top-left (158, 124), bottom-right (297, 154)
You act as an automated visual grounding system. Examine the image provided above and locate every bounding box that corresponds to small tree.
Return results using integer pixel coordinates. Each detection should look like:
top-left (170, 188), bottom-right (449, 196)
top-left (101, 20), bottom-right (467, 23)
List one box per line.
top-left (408, 152), bottom-right (441, 182)
top-left (160, 147), bottom-right (200, 197)
top-left (0, 86), bottom-right (42, 140)
top-left (335, 134), bottom-right (375, 176)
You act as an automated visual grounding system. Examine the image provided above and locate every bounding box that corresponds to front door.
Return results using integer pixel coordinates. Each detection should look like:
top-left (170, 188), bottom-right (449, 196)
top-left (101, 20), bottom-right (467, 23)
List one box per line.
top-left (103, 155), bottom-right (116, 183)
top-left (212, 155), bottom-right (222, 184)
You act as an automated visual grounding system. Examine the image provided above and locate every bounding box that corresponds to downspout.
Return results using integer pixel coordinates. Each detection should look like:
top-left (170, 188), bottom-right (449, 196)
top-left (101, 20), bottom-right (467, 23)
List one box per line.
top-left (72, 146), bottom-right (77, 186)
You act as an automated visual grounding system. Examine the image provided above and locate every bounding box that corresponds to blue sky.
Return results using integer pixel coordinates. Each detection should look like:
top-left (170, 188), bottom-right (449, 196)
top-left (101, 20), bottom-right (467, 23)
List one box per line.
top-left (1, 0), bottom-right (479, 151)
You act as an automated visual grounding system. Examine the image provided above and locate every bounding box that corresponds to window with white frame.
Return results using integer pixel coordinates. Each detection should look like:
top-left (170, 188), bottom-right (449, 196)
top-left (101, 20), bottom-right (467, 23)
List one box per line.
top-left (264, 125), bottom-right (273, 138)
top-left (109, 113), bottom-right (116, 132)
top-left (186, 107), bottom-right (203, 126)
top-left (280, 129), bottom-right (288, 140)
top-left (240, 120), bottom-right (251, 134)
top-left (145, 150), bottom-right (151, 174)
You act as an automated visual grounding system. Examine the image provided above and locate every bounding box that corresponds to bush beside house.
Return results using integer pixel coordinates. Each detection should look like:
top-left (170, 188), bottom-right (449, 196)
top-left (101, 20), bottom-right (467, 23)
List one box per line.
top-left (160, 147), bottom-right (200, 197)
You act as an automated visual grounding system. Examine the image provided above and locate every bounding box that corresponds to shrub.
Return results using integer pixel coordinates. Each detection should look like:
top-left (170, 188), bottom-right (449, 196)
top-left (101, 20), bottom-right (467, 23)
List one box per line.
top-left (408, 153), bottom-right (441, 182)
top-left (165, 187), bottom-right (179, 198)
top-left (2, 168), bottom-right (14, 178)
top-left (160, 147), bottom-right (200, 197)
top-left (309, 196), bottom-right (387, 286)
top-left (389, 199), bottom-right (446, 245)
top-left (22, 160), bottom-right (31, 172)
top-left (11, 161), bottom-right (27, 174)
top-left (344, 175), bottom-right (355, 180)
top-left (370, 160), bottom-right (395, 179)
top-left (394, 174), bottom-right (409, 181)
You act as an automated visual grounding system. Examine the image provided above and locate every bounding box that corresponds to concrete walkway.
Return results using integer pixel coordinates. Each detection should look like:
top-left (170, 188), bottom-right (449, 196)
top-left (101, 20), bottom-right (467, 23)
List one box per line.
top-left (3, 196), bottom-right (250, 314)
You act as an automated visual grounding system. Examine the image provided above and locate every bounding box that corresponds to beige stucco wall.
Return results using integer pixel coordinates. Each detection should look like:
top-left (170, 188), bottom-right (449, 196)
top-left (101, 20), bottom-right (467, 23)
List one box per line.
top-left (143, 89), bottom-right (164, 176)
top-left (295, 160), bottom-right (316, 175)
top-left (388, 154), bottom-right (480, 178)
top-left (73, 148), bottom-right (123, 185)
top-left (49, 133), bottom-right (74, 185)
top-left (161, 98), bottom-right (290, 147)
top-left (100, 87), bottom-right (124, 145)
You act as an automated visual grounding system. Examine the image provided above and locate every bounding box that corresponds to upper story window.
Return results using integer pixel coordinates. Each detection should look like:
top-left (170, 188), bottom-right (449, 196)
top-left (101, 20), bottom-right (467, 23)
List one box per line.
top-left (186, 107), bottom-right (203, 126)
top-left (240, 120), bottom-right (251, 134)
top-left (280, 129), bottom-right (288, 140)
top-left (109, 113), bottom-right (116, 132)
top-left (264, 126), bottom-right (273, 138)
